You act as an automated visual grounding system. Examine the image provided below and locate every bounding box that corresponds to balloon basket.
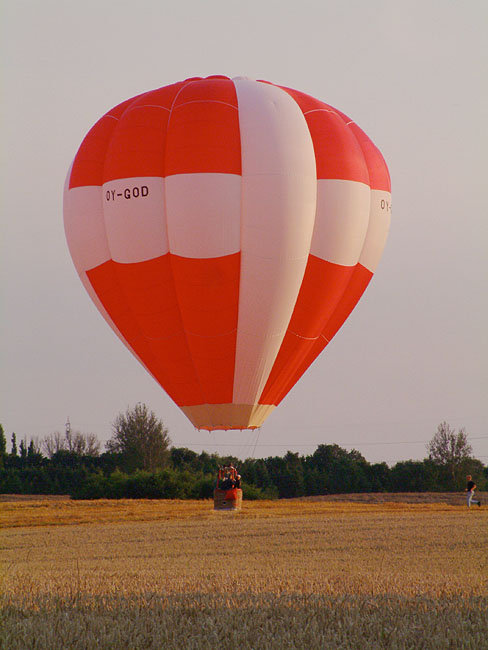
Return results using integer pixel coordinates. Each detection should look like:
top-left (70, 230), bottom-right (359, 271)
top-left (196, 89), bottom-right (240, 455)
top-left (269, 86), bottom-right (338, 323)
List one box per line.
top-left (213, 488), bottom-right (243, 511)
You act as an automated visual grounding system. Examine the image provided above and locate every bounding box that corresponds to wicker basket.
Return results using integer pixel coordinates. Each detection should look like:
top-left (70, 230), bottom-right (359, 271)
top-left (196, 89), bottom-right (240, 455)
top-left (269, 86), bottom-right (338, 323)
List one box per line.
top-left (213, 488), bottom-right (243, 511)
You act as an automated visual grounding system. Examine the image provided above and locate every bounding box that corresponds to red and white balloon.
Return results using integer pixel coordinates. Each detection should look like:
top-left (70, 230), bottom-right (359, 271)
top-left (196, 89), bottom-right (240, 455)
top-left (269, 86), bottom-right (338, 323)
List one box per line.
top-left (64, 75), bottom-right (391, 430)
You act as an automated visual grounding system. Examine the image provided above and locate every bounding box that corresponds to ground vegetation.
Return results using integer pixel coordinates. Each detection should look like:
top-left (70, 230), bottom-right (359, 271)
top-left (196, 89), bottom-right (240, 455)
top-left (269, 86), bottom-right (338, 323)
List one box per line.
top-left (1, 499), bottom-right (487, 649)
top-left (0, 418), bottom-right (486, 498)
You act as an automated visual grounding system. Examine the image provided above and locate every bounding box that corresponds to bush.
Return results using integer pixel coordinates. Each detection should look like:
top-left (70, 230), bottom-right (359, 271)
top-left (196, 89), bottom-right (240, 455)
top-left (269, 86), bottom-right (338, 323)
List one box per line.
top-left (190, 474), bottom-right (215, 499)
top-left (71, 470), bottom-right (110, 499)
top-left (242, 482), bottom-right (278, 500)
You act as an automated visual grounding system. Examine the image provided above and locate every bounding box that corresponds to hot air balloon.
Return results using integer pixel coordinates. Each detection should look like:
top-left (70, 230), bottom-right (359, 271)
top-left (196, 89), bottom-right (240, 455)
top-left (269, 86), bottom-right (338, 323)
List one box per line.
top-left (63, 75), bottom-right (391, 431)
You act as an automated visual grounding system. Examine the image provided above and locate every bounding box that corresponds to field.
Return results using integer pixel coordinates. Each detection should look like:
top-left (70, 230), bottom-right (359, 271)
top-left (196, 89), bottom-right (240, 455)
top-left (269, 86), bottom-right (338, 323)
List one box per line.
top-left (1, 496), bottom-right (487, 649)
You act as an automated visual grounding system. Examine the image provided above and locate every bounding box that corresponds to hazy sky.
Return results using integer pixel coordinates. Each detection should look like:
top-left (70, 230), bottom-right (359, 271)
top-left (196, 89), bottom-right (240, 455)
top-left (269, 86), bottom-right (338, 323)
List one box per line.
top-left (1, 0), bottom-right (487, 465)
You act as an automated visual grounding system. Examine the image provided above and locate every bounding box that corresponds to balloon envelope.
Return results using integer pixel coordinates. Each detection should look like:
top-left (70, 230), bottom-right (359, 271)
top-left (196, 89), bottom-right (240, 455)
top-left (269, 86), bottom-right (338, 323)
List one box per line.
top-left (64, 75), bottom-right (391, 430)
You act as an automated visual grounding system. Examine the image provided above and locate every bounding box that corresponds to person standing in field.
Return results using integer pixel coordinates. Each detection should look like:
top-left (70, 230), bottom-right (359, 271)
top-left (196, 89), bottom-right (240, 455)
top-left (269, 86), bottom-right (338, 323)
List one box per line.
top-left (465, 475), bottom-right (481, 508)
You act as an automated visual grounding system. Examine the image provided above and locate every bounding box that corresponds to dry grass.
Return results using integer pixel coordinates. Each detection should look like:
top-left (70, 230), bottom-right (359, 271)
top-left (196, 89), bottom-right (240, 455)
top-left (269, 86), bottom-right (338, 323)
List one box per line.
top-left (0, 493), bottom-right (478, 528)
top-left (1, 498), bottom-right (487, 649)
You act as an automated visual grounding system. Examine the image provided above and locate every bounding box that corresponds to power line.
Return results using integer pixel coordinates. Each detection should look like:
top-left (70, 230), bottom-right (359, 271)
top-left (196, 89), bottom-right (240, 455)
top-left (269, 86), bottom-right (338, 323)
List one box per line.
top-left (176, 434), bottom-right (488, 449)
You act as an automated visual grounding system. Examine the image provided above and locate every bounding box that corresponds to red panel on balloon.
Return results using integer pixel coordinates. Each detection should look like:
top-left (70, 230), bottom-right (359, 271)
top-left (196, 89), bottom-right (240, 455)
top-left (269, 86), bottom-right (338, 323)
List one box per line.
top-left (86, 252), bottom-right (241, 407)
top-left (87, 258), bottom-right (204, 406)
top-left (346, 122), bottom-right (391, 192)
top-left (103, 106), bottom-right (170, 180)
top-left (267, 263), bottom-right (374, 406)
top-left (319, 104), bottom-right (391, 192)
top-left (259, 256), bottom-right (355, 405)
top-left (165, 79), bottom-right (241, 176)
top-left (276, 86), bottom-right (369, 184)
top-left (321, 263), bottom-right (374, 342)
top-left (170, 254), bottom-right (240, 404)
top-left (69, 97), bottom-right (142, 188)
top-left (103, 82), bottom-right (187, 181)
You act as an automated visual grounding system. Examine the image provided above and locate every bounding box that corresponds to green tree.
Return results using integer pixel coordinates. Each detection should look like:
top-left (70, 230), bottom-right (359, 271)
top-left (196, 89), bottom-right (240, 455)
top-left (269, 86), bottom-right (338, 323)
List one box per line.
top-left (171, 447), bottom-right (197, 468)
top-left (308, 444), bottom-right (370, 494)
top-left (10, 433), bottom-right (18, 457)
top-left (107, 403), bottom-right (171, 472)
top-left (427, 422), bottom-right (473, 488)
top-left (19, 439), bottom-right (27, 462)
top-left (0, 424), bottom-right (7, 468)
top-left (459, 457), bottom-right (487, 491)
top-left (367, 462), bottom-right (391, 492)
top-left (389, 460), bottom-right (439, 492)
top-left (26, 439), bottom-right (43, 465)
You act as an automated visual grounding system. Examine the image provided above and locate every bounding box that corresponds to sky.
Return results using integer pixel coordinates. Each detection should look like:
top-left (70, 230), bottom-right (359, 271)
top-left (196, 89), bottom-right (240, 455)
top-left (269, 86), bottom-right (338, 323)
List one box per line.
top-left (1, 0), bottom-right (487, 466)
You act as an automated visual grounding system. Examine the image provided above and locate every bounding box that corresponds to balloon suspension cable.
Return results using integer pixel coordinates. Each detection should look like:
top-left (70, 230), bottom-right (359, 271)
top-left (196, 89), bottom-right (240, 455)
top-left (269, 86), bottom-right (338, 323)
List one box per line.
top-left (250, 427), bottom-right (261, 459)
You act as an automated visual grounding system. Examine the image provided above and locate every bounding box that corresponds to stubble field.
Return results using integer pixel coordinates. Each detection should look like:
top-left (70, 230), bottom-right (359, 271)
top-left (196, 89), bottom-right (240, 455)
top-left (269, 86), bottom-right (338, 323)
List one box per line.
top-left (1, 497), bottom-right (487, 649)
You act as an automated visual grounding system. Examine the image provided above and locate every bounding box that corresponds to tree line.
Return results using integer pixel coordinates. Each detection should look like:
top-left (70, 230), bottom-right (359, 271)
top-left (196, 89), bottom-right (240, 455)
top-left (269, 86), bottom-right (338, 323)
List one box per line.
top-left (1, 406), bottom-right (486, 499)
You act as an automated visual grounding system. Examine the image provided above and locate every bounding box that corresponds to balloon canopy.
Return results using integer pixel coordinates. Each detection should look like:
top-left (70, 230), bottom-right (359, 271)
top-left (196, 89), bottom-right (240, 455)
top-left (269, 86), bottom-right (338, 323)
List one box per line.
top-left (64, 75), bottom-right (391, 430)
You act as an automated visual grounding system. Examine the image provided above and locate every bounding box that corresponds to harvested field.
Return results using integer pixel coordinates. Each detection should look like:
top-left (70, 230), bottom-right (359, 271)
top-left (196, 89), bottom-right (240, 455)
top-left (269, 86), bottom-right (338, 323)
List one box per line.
top-left (1, 497), bottom-right (487, 649)
top-left (294, 491), bottom-right (488, 505)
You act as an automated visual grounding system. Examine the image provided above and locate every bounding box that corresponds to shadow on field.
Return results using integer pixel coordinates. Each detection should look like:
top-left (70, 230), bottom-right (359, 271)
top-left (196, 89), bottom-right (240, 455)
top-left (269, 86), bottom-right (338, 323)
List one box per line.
top-left (0, 494), bottom-right (69, 502)
top-left (292, 492), bottom-right (487, 506)
top-left (3, 592), bottom-right (487, 650)
top-left (2, 492), bottom-right (486, 505)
